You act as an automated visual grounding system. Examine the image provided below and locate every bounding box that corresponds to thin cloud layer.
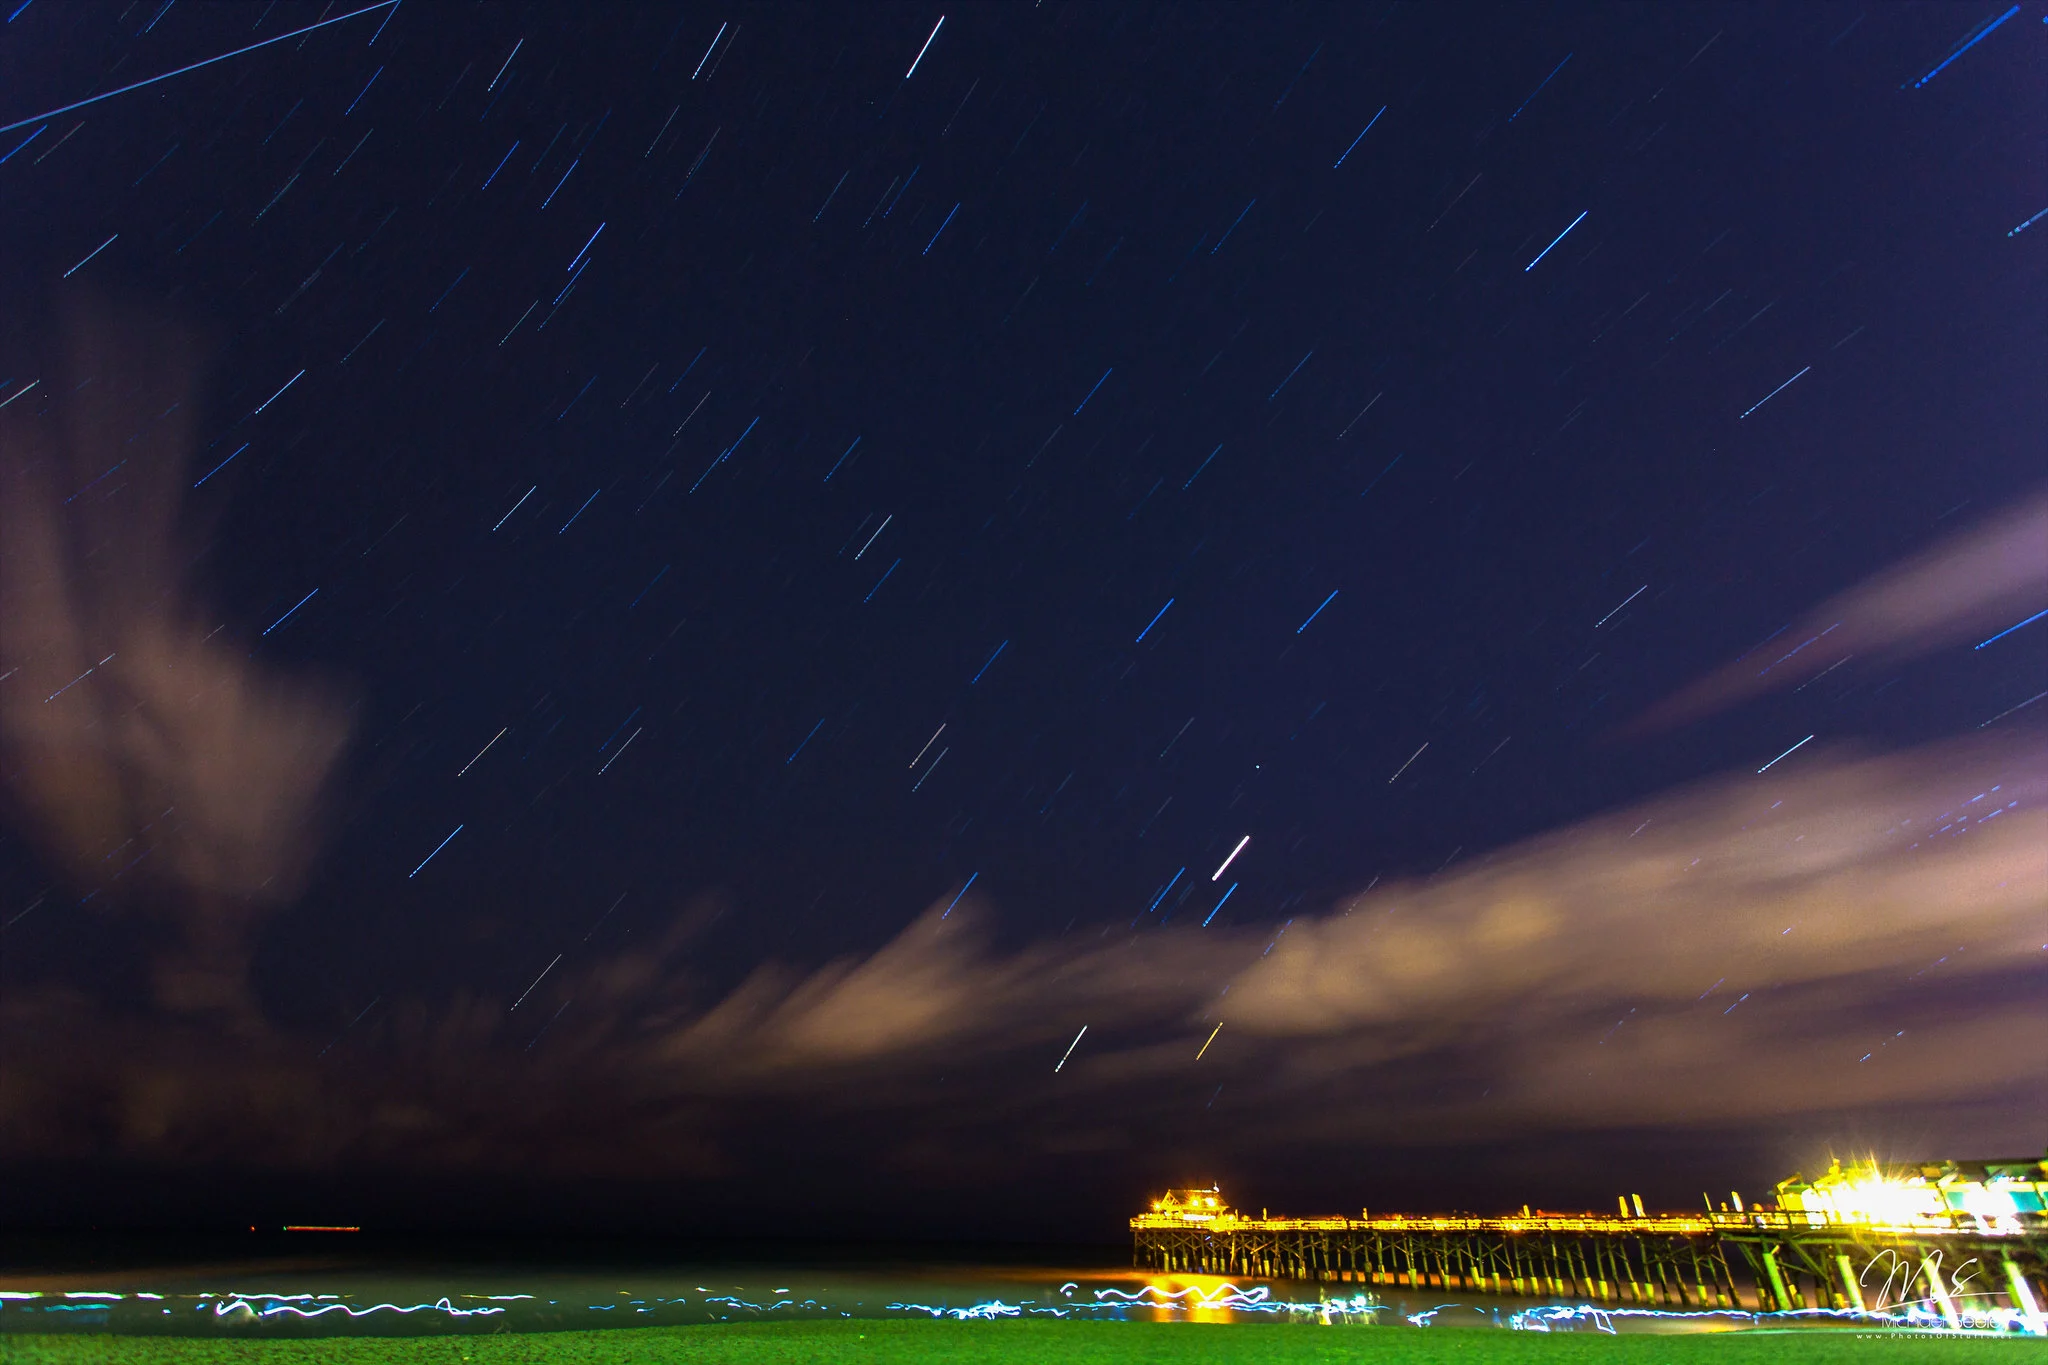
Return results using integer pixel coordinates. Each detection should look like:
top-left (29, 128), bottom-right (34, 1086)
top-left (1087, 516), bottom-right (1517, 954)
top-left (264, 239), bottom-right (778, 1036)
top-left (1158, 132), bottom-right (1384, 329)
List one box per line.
top-left (1226, 741), bottom-right (2042, 1035)
top-left (629, 734), bottom-right (2043, 1124)
top-left (0, 303), bottom-right (351, 1011)
top-left (1626, 491), bottom-right (2048, 733)
top-left (0, 732), bottom-right (2037, 1177)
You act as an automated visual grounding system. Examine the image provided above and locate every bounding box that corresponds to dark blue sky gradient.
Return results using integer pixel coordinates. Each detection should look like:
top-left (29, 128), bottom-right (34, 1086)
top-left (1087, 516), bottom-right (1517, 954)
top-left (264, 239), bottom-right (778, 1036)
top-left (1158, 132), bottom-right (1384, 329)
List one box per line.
top-left (0, 2), bottom-right (2040, 1235)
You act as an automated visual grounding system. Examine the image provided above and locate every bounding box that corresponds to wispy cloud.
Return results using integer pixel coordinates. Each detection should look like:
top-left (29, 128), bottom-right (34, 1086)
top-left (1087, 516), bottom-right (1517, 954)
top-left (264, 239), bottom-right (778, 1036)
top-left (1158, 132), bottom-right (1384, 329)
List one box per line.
top-left (629, 735), bottom-right (2043, 1127)
top-left (0, 301), bottom-right (350, 1012)
top-left (1626, 491), bottom-right (2048, 732)
top-left (1, 732), bottom-right (2036, 1175)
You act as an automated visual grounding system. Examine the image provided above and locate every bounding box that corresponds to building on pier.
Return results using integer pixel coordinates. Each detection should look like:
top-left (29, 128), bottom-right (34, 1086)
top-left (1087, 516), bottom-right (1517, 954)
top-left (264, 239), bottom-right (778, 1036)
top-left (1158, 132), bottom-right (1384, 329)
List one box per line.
top-left (1131, 1150), bottom-right (2047, 1331)
top-left (1776, 1155), bottom-right (2046, 1230)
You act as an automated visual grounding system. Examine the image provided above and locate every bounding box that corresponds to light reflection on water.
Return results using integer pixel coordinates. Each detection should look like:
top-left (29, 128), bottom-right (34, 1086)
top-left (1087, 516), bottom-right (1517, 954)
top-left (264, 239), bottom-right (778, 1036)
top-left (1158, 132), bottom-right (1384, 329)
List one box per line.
top-left (1, 1265), bottom-right (2024, 1338)
top-left (0, 1267), bottom-right (1384, 1336)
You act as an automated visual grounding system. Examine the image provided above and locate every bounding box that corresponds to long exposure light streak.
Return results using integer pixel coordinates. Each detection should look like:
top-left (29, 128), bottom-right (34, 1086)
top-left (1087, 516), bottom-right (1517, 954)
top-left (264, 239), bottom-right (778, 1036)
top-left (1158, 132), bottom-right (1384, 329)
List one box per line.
top-left (1135, 597), bottom-right (1174, 642)
top-left (7, 1279), bottom-right (2041, 1333)
top-left (596, 727), bottom-right (640, 774)
top-left (0, 2), bottom-right (401, 136)
top-left (488, 38), bottom-right (523, 92)
top-left (509, 954), bottom-right (562, 1011)
top-left (1053, 1024), bottom-right (1087, 1072)
top-left (904, 17), bottom-right (945, 79)
top-left (261, 589), bottom-right (318, 636)
top-left (457, 728), bottom-right (507, 777)
top-left (1388, 741), bottom-right (1428, 783)
top-left (908, 723), bottom-right (946, 766)
top-left (1595, 584), bottom-right (1646, 627)
top-left (1904, 4), bottom-right (2019, 90)
top-left (192, 443), bottom-right (249, 488)
top-left (250, 368), bottom-right (306, 416)
top-left (1332, 106), bottom-right (1385, 168)
top-left (1978, 689), bottom-right (2047, 728)
top-left (1739, 365), bottom-right (1810, 419)
top-left (970, 641), bottom-right (1007, 684)
top-left (1143, 869), bottom-right (1185, 916)
top-left (208, 1294), bottom-right (504, 1320)
top-left (407, 824), bottom-right (463, 878)
top-left (692, 23), bottom-right (728, 80)
top-left (1757, 734), bottom-right (1814, 773)
top-left (1523, 210), bottom-right (1586, 271)
top-left (62, 234), bottom-right (119, 278)
top-left (1210, 834), bottom-right (1249, 880)
top-left (1296, 590), bottom-right (1338, 633)
top-left (1975, 607), bottom-right (2047, 650)
top-left (940, 872), bottom-right (977, 918)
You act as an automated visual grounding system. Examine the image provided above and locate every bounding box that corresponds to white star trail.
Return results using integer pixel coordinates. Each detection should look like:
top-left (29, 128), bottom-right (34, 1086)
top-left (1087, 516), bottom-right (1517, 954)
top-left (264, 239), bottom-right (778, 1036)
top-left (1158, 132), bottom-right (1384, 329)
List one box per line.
top-left (1388, 741), bottom-right (1428, 783)
top-left (1595, 584), bottom-right (1647, 627)
top-left (904, 16), bottom-right (945, 79)
top-left (457, 727), bottom-right (507, 777)
top-left (509, 954), bottom-right (562, 1011)
top-left (1211, 835), bottom-right (1250, 881)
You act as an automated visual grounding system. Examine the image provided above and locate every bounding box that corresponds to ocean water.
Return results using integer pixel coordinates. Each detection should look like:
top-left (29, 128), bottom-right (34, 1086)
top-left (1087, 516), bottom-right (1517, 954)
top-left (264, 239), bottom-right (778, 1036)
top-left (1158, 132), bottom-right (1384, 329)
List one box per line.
top-left (0, 1240), bottom-right (2013, 1339)
top-left (0, 1248), bottom-right (1383, 1337)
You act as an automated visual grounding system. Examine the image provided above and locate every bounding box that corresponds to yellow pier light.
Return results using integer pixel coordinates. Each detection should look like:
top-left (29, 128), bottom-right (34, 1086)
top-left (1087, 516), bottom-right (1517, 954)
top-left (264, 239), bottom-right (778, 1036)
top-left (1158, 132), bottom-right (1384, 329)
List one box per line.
top-left (1150, 1187), bottom-right (1235, 1225)
top-left (1776, 1153), bottom-right (2048, 1233)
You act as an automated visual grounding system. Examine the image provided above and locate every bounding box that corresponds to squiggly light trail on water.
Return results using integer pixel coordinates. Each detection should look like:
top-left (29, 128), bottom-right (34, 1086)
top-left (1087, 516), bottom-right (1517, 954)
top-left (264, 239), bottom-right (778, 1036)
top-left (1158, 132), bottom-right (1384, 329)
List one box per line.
top-left (883, 1282), bottom-right (1383, 1321)
top-left (1503, 1301), bottom-right (2037, 1335)
top-left (890, 1298), bottom-right (1027, 1319)
top-left (9, 1281), bottom-right (2036, 1334)
top-left (199, 1293), bottom-right (504, 1320)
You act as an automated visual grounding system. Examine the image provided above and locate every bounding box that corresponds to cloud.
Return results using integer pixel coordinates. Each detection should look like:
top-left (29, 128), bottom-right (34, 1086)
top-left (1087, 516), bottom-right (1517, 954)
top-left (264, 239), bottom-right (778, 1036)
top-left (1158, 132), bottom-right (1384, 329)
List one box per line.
top-left (652, 904), bottom-right (1224, 1077)
top-left (1625, 491), bottom-right (2048, 732)
top-left (630, 733), bottom-right (2043, 1132)
top-left (0, 731), bottom-right (2036, 1182)
top-left (0, 300), bottom-right (351, 1012)
top-left (2, 426), bottom-right (2041, 1189)
top-left (1226, 740), bottom-right (2042, 1036)
top-left (1207, 734), bottom-right (2045, 1133)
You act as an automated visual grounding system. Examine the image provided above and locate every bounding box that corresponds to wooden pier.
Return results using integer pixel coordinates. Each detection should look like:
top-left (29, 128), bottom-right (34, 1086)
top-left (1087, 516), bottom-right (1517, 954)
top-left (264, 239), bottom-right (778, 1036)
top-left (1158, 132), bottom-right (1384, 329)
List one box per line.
top-left (1132, 1178), bottom-right (2048, 1327)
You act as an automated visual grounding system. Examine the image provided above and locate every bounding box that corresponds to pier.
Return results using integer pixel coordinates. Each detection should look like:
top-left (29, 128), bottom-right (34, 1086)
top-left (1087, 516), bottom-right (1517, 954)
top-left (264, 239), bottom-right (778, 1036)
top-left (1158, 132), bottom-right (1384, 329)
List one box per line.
top-left (1132, 1153), bottom-right (2048, 1327)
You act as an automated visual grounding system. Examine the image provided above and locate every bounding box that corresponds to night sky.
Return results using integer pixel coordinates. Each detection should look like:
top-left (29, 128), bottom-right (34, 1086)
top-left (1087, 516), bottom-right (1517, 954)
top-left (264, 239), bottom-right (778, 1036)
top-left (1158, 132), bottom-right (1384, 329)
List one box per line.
top-left (0, 3), bottom-right (2042, 1244)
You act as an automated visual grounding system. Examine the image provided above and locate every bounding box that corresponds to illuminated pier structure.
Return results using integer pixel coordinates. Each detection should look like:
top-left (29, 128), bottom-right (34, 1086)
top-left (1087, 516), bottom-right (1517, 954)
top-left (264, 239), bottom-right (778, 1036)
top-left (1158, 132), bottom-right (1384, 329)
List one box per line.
top-left (1132, 1152), bottom-right (2048, 1328)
